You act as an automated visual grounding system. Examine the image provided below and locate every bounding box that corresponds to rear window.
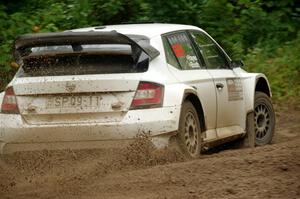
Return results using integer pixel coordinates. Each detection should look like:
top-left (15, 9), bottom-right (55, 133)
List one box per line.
top-left (31, 44), bottom-right (131, 54)
top-left (17, 44), bottom-right (149, 77)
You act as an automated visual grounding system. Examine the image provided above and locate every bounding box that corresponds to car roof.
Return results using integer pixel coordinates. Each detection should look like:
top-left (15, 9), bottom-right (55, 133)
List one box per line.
top-left (71, 23), bottom-right (202, 38)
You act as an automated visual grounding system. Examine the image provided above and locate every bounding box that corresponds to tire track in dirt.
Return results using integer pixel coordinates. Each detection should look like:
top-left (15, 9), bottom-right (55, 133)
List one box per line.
top-left (0, 106), bottom-right (299, 199)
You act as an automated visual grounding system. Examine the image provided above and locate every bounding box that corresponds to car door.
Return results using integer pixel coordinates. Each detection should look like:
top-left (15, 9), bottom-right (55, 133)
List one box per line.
top-left (162, 31), bottom-right (218, 141)
top-left (189, 30), bottom-right (246, 138)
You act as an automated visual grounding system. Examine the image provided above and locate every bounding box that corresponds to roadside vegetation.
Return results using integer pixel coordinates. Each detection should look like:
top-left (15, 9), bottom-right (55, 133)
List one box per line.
top-left (0, 0), bottom-right (299, 103)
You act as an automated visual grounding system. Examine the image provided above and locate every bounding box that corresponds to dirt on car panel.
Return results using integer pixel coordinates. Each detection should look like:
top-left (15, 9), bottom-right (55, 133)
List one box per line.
top-left (0, 107), bottom-right (300, 199)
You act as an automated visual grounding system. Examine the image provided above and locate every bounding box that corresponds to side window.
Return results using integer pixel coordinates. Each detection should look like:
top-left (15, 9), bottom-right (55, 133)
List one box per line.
top-left (190, 32), bottom-right (229, 69)
top-left (162, 37), bottom-right (180, 69)
top-left (164, 32), bottom-right (201, 70)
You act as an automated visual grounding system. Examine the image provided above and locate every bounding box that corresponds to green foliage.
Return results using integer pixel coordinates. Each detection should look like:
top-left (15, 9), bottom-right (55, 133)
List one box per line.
top-left (244, 33), bottom-right (300, 103)
top-left (0, 0), bottom-right (93, 88)
top-left (0, 0), bottom-right (299, 103)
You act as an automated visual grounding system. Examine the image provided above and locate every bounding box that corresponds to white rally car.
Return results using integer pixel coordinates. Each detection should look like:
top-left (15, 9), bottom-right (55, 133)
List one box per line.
top-left (0, 24), bottom-right (275, 157)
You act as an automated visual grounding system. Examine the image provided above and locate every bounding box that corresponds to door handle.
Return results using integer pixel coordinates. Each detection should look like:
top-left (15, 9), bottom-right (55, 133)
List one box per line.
top-left (216, 83), bottom-right (224, 90)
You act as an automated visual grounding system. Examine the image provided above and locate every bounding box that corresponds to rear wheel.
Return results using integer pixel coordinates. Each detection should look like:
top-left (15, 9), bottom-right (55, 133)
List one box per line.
top-left (254, 91), bottom-right (275, 145)
top-left (177, 101), bottom-right (202, 158)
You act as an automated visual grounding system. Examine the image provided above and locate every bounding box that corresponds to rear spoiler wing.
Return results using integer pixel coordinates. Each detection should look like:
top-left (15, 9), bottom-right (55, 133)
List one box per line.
top-left (13, 30), bottom-right (160, 61)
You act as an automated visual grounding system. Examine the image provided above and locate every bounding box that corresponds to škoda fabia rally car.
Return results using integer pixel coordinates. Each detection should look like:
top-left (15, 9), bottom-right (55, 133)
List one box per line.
top-left (0, 24), bottom-right (275, 157)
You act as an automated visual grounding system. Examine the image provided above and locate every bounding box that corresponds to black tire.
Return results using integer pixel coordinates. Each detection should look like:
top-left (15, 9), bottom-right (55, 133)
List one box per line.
top-left (177, 101), bottom-right (202, 158)
top-left (254, 91), bottom-right (275, 146)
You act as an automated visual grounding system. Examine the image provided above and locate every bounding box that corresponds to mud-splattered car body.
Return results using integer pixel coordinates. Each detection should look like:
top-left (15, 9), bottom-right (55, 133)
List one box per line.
top-left (0, 24), bottom-right (273, 154)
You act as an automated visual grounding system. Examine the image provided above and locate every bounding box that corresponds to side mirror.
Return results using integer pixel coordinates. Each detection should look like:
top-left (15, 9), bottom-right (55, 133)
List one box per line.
top-left (231, 60), bottom-right (244, 68)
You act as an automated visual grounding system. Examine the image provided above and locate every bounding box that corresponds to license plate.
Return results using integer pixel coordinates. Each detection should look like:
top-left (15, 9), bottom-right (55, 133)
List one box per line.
top-left (46, 95), bottom-right (102, 109)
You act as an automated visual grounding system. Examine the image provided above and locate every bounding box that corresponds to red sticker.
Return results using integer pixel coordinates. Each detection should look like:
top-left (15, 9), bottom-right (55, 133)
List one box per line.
top-left (172, 44), bottom-right (185, 57)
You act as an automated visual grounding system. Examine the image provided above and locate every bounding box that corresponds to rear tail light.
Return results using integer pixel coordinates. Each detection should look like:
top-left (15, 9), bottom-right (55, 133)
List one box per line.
top-left (130, 82), bottom-right (164, 109)
top-left (1, 86), bottom-right (19, 114)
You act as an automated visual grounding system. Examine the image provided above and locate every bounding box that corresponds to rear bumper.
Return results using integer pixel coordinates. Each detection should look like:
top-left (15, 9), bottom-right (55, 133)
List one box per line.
top-left (0, 106), bottom-right (181, 154)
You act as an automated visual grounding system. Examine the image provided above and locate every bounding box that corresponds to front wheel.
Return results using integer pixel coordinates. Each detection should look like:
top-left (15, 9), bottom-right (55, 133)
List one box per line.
top-left (254, 91), bottom-right (275, 146)
top-left (177, 101), bottom-right (202, 158)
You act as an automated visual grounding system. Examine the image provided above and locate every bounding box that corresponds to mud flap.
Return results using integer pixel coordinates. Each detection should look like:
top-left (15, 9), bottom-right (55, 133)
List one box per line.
top-left (245, 111), bottom-right (255, 148)
top-left (0, 141), bottom-right (5, 155)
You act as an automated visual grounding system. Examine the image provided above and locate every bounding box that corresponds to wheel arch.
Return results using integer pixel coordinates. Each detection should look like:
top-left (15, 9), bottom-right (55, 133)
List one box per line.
top-left (243, 74), bottom-right (272, 114)
top-left (255, 77), bottom-right (271, 97)
top-left (182, 90), bottom-right (206, 132)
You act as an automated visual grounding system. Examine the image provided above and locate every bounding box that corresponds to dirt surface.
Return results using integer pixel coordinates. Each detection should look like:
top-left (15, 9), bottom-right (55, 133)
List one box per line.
top-left (0, 105), bottom-right (300, 199)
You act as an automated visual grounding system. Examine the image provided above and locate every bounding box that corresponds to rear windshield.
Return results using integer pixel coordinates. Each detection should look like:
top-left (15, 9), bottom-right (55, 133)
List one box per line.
top-left (31, 44), bottom-right (131, 54)
top-left (17, 44), bottom-right (149, 77)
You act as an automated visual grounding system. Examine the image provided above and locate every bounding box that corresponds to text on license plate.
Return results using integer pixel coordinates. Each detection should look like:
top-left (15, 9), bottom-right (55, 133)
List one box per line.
top-left (46, 95), bottom-right (103, 109)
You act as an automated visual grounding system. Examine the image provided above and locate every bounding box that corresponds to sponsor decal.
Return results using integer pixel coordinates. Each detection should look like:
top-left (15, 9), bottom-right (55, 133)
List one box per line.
top-left (171, 44), bottom-right (185, 57)
top-left (226, 78), bottom-right (243, 101)
top-left (186, 55), bottom-right (200, 68)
